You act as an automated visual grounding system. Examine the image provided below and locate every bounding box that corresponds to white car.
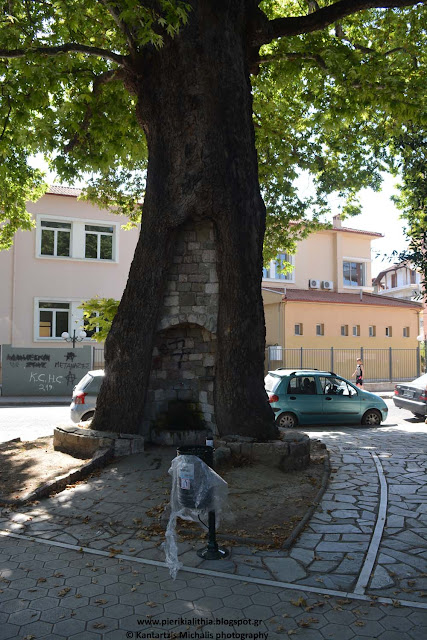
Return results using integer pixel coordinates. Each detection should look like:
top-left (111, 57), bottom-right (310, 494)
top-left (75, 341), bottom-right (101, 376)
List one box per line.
top-left (70, 370), bottom-right (104, 423)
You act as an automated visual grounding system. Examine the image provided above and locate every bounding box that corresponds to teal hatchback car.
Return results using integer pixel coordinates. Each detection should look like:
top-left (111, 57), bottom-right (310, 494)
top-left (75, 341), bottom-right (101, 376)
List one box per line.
top-left (265, 368), bottom-right (388, 428)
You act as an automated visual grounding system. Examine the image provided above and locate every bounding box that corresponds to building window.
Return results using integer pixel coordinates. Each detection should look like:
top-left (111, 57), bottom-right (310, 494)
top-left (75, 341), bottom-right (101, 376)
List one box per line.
top-left (295, 323), bottom-right (303, 336)
top-left (391, 273), bottom-right (397, 288)
top-left (343, 261), bottom-right (365, 287)
top-left (275, 253), bottom-right (294, 281)
top-left (352, 325), bottom-right (360, 337)
top-left (40, 220), bottom-right (71, 257)
top-left (263, 253), bottom-right (294, 281)
top-left (403, 327), bottom-right (410, 338)
top-left (83, 312), bottom-right (100, 339)
top-left (37, 216), bottom-right (118, 262)
top-left (262, 265), bottom-right (271, 278)
top-left (85, 225), bottom-right (114, 260)
top-left (410, 269), bottom-right (417, 284)
top-left (341, 325), bottom-right (349, 336)
top-left (316, 323), bottom-right (324, 336)
top-left (369, 325), bottom-right (376, 337)
top-left (38, 302), bottom-right (70, 338)
top-left (385, 326), bottom-right (393, 337)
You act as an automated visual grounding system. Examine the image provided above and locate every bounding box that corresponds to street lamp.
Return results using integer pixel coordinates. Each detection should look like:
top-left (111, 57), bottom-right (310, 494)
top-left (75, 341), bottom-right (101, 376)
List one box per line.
top-left (61, 330), bottom-right (87, 348)
top-left (417, 334), bottom-right (427, 373)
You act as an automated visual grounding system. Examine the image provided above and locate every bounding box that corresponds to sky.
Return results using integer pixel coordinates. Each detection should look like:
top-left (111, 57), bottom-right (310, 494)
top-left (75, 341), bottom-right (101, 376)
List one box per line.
top-left (32, 156), bottom-right (406, 278)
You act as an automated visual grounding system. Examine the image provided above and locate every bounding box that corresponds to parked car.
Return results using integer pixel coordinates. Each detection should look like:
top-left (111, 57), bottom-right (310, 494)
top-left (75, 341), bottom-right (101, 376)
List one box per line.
top-left (265, 368), bottom-right (388, 428)
top-left (393, 373), bottom-right (427, 418)
top-left (70, 370), bottom-right (104, 423)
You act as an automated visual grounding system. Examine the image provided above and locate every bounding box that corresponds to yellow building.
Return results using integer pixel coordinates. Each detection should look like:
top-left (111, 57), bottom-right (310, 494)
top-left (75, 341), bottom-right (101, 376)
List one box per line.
top-left (262, 217), bottom-right (423, 381)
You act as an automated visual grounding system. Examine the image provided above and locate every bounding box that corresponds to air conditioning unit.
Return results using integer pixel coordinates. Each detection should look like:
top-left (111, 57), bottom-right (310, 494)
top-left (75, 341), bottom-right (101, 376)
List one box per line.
top-left (309, 279), bottom-right (320, 289)
top-left (322, 280), bottom-right (334, 290)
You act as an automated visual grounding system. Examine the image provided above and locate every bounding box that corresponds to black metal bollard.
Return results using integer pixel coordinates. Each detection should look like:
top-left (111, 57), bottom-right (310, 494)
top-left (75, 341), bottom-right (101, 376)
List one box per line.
top-left (176, 443), bottom-right (229, 561)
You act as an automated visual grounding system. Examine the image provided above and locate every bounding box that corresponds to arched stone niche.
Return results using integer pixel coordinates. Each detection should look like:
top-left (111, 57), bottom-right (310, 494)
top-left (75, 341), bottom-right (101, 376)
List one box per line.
top-left (143, 323), bottom-right (216, 435)
top-left (142, 221), bottom-right (218, 437)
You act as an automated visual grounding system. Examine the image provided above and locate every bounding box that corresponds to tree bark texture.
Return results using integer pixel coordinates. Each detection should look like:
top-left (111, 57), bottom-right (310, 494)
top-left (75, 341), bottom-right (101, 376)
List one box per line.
top-left (92, 1), bottom-right (277, 441)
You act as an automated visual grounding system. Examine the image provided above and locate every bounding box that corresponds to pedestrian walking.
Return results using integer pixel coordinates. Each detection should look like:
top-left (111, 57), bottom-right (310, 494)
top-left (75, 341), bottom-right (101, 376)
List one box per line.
top-left (353, 357), bottom-right (364, 389)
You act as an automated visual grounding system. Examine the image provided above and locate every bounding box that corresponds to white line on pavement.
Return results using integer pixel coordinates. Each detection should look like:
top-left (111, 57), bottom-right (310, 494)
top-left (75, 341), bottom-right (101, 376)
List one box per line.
top-left (353, 452), bottom-right (388, 594)
top-left (2, 528), bottom-right (427, 611)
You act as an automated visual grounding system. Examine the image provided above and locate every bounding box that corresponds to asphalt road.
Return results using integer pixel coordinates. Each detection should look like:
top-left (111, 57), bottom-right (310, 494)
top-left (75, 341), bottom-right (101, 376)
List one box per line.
top-left (0, 404), bottom-right (72, 442)
top-left (0, 398), bottom-right (424, 444)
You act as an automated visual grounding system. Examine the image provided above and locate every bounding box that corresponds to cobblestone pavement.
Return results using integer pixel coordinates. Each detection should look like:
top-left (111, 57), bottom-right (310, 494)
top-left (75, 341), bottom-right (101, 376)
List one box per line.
top-left (1, 421), bottom-right (427, 637)
top-left (1, 532), bottom-right (427, 640)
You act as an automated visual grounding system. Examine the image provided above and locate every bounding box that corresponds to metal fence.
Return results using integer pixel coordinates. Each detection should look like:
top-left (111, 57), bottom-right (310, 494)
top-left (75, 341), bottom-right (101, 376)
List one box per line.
top-left (0, 344), bottom-right (421, 388)
top-left (265, 346), bottom-right (422, 382)
top-left (92, 347), bottom-right (105, 370)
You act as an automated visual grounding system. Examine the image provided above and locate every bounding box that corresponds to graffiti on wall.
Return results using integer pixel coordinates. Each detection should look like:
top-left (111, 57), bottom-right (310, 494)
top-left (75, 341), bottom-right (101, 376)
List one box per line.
top-left (2, 345), bottom-right (92, 396)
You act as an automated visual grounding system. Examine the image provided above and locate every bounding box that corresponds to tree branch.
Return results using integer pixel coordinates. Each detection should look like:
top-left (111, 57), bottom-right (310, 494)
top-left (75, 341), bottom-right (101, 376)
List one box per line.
top-left (0, 93), bottom-right (12, 143)
top-left (97, 0), bottom-right (139, 54)
top-left (64, 69), bottom-right (124, 153)
top-left (0, 43), bottom-right (126, 66)
top-left (257, 52), bottom-right (327, 69)
top-left (253, 0), bottom-right (425, 46)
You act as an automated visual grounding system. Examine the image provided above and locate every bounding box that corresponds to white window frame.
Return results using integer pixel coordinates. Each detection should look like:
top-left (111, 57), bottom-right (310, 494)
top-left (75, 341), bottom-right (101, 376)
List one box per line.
top-left (403, 326), bottom-right (410, 338)
top-left (34, 297), bottom-right (91, 342)
top-left (35, 300), bottom-right (71, 340)
top-left (40, 220), bottom-right (72, 258)
top-left (84, 224), bottom-right (114, 261)
top-left (294, 323), bottom-right (303, 336)
top-left (342, 257), bottom-right (369, 289)
top-left (35, 214), bottom-right (120, 263)
top-left (369, 325), bottom-right (376, 337)
top-left (263, 253), bottom-right (295, 283)
top-left (341, 324), bottom-right (349, 337)
top-left (352, 325), bottom-right (360, 337)
top-left (385, 326), bottom-right (393, 338)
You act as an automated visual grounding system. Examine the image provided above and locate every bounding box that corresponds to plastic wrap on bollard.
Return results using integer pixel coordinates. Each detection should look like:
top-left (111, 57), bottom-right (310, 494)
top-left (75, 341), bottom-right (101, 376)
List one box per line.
top-left (163, 454), bottom-right (229, 578)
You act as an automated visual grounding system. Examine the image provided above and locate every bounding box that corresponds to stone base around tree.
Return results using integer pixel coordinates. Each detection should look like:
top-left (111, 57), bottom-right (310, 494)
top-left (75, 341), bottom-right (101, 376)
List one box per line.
top-left (215, 430), bottom-right (310, 471)
top-left (149, 428), bottom-right (207, 446)
top-left (53, 425), bottom-right (145, 459)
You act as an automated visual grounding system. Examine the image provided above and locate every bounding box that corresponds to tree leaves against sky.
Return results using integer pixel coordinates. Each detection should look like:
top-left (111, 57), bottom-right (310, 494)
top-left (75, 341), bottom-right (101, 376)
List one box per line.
top-left (0, 0), bottom-right (426, 264)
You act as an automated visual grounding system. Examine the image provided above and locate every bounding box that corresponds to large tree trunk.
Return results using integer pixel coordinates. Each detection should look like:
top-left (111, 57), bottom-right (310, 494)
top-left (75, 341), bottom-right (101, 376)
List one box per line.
top-left (91, 1), bottom-right (277, 441)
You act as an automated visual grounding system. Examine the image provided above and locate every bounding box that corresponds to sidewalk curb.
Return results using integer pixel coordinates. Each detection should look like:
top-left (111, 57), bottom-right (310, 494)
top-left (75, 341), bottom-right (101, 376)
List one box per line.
top-left (282, 447), bottom-right (331, 549)
top-left (0, 446), bottom-right (114, 506)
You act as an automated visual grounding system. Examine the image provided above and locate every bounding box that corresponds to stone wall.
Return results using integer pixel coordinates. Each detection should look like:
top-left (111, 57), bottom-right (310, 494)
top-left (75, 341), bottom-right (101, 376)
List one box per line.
top-left (142, 221), bottom-right (218, 437)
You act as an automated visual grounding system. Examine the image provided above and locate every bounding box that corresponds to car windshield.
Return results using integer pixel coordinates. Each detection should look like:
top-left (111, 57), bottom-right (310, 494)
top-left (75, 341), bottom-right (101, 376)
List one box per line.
top-left (410, 373), bottom-right (427, 388)
top-left (265, 374), bottom-right (282, 393)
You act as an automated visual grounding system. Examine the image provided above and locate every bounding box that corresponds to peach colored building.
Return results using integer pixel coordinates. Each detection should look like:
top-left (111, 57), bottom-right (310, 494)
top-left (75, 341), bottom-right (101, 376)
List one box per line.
top-left (0, 187), bottom-right (139, 348)
top-left (262, 217), bottom-right (423, 380)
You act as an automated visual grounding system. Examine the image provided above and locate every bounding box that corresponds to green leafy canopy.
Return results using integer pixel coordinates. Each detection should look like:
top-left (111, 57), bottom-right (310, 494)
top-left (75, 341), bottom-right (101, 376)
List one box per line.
top-left (0, 0), bottom-right (426, 264)
top-left (79, 296), bottom-right (120, 342)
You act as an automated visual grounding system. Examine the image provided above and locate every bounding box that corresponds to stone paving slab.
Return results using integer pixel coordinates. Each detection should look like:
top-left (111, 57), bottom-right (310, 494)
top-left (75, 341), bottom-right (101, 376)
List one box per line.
top-left (0, 429), bottom-right (426, 599)
top-left (1, 533), bottom-right (427, 640)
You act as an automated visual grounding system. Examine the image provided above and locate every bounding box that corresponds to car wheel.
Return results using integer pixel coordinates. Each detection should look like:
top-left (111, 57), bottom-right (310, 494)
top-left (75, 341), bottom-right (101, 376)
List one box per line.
top-left (361, 409), bottom-right (382, 426)
top-left (412, 412), bottom-right (424, 419)
top-left (81, 411), bottom-right (95, 422)
top-left (276, 412), bottom-right (298, 428)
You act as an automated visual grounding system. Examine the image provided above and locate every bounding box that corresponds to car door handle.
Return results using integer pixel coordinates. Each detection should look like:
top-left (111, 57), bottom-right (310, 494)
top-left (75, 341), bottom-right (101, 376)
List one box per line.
top-left (289, 396), bottom-right (297, 400)
top-left (325, 397), bottom-right (332, 401)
